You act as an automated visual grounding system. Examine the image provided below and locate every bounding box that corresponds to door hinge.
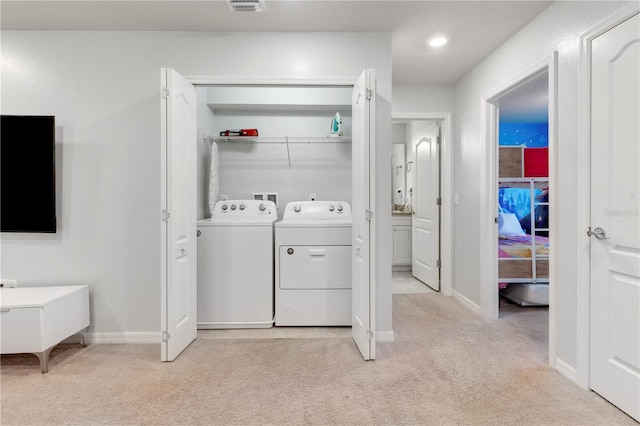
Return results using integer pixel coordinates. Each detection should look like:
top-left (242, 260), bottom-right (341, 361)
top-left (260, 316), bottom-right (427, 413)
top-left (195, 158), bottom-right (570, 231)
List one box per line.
top-left (162, 210), bottom-right (170, 222)
top-left (162, 87), bottom-right (170, 99)
top-left (436, 197), bottom-right (442, 206)
top-left (366, 88), bottom-right (373, 100)
top-left (367, 329), bottom-right (374, 341)
top-left (366, 209), bottom-right (374, 221)
top-left (436, 259), bottom-right (441, 268)
top-left (162, 330), bottom-right (170, 342)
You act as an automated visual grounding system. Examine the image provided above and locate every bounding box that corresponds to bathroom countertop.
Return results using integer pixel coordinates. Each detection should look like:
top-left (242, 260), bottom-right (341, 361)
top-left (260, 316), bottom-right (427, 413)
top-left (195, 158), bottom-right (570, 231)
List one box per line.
top-left (392, 211), bottom-right (413, 216)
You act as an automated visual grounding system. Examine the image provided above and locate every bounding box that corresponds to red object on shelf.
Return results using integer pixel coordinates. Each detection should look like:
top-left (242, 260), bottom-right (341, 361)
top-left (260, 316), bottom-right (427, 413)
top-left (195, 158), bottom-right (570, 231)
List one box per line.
top-left (219, 129), bottom-right (259, 137)
top-left (524, 147), bottom-right (548, 177)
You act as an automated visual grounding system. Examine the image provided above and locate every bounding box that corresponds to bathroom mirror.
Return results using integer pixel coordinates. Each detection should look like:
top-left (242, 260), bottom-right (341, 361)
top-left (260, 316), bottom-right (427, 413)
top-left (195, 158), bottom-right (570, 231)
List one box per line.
top-left (392, 143), bottom-right (406, 208)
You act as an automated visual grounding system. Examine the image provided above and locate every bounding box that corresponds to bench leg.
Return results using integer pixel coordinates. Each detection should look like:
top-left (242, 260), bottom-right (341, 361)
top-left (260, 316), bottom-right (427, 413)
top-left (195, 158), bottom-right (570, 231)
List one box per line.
top-left (34, 347), bottom-right (54, 374)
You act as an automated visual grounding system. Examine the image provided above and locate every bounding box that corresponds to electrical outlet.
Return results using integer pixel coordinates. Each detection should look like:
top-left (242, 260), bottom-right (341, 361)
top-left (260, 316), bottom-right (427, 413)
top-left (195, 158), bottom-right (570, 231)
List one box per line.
top-left (309, 193), bottom-right (317, 201)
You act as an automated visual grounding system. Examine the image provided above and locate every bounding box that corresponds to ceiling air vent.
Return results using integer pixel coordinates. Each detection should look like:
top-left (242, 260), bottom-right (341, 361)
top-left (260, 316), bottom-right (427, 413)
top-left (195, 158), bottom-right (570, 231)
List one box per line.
top-left (226, 0), bottom-right (266, 12)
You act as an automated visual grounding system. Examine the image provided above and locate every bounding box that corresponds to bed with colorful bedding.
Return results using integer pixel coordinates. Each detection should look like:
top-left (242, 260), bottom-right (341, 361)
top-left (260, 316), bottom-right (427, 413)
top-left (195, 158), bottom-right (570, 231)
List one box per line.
top-left (498, 178), bottom-right (549, 306)
top-left (499, 234), bottom-right (549, 285)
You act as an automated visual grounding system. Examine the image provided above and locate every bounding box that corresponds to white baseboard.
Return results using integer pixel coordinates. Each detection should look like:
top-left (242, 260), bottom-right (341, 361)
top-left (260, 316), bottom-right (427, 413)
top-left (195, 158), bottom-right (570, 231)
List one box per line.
top-left (555, 357), bottom-right (578, 383)
top-left (376, 330), bottom-right (395, 343)
top-left (85, 332), bottom-right (160, 344)
top-left (82, 330), bottom-right (395, 344)
top-left (452, 290), bottom-right (482, 315)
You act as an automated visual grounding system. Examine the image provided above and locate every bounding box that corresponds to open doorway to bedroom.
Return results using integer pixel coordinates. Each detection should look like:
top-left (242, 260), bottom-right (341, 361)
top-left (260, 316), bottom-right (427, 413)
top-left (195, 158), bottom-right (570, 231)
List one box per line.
top-left (480, 53), bottom-right (557, 365)
top-left (497, 72), bottom-right (550, 323)
top-left (496, 74), bottom-right (550, 359)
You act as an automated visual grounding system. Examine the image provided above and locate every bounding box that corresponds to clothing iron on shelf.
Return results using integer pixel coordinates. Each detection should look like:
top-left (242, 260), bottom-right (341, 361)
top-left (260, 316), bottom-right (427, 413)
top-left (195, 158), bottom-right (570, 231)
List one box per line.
top-left (330, 112), bottom-right (343, 137)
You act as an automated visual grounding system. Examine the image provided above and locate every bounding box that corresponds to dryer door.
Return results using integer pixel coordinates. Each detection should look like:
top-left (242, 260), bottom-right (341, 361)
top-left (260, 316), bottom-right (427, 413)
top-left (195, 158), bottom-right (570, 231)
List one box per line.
top-left (279, 245), bottom-right (352, 290)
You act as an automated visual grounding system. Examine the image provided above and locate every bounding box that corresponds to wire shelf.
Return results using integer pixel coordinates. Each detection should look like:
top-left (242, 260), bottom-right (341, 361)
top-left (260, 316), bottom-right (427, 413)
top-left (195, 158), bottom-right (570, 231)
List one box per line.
top-left (204, 135), bottom-right (351, 169)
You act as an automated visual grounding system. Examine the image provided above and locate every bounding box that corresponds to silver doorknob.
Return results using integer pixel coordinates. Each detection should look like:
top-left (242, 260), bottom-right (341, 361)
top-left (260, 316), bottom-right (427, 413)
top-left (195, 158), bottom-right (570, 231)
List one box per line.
top-left (587, 226), bottom-right (609, 240)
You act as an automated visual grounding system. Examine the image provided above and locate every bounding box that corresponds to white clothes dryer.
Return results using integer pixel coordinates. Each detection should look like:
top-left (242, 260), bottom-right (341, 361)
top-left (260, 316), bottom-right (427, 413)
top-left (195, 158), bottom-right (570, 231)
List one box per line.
top-left (275, 201), bottom-right (352, 326)
top-left (197, 200), bottom-right (277, 329)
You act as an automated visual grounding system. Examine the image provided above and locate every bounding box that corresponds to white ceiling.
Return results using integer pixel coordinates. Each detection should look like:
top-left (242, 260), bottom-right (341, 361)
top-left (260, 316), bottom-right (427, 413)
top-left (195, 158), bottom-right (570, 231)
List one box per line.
top-left (1, 0), bottom-right (553, 85)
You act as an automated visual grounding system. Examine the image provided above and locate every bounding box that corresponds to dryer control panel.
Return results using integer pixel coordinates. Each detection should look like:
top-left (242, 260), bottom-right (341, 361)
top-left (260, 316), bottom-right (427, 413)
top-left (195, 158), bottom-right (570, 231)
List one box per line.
top-left (282, 201), bottom-right (352, 221)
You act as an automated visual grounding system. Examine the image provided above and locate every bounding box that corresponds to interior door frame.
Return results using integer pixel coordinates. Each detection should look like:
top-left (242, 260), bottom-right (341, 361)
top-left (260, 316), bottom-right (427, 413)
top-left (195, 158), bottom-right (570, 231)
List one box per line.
top-left (575, 2), bottom-right (640, 390)
top-left (392, 113), bottom-right (452, 296)
top-left (479, 52), bottom-right (558, 368)
top-left (179, 74), bottom-right (376, 353)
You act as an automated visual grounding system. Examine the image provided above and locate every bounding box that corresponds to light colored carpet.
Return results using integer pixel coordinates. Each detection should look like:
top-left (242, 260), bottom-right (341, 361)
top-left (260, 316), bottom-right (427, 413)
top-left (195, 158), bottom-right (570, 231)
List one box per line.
top-left (1, 293), bottom-right (635, 425)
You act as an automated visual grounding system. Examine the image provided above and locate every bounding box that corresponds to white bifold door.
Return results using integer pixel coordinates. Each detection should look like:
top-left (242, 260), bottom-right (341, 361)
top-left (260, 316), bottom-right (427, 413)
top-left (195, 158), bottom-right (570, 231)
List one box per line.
top-left (351, 69), bottom-right (376, 360)
top-left (589, 12), bottom-right (640, 422)
top-left (161, 68), bottom-right (376, 362)
top-left (160, 68), bottom-right (198, 361)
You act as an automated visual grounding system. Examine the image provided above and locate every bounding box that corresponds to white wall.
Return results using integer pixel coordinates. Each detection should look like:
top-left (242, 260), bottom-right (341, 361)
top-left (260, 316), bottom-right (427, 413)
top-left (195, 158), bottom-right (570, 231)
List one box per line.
top-left (0, 31), bottom-right (392, 340)
top-left (392, 122), bottom-right (407, 144)
top-left (452, 1), bottom-right (633, 369)
top-left (393, 85), bottom-right (454, 113)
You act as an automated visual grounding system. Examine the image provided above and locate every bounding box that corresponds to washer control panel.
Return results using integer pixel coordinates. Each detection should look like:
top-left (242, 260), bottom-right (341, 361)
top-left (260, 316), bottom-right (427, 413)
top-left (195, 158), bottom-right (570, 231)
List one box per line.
top-left (282, 201), bottom-right (352, 221)
top-left (212, 200), bottom-right (276, 218)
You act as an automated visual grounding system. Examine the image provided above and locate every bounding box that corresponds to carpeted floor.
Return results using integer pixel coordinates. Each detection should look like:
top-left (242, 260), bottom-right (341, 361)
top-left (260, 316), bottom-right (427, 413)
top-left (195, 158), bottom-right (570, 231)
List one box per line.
top-left (1, 293), bottom-right (636, 425)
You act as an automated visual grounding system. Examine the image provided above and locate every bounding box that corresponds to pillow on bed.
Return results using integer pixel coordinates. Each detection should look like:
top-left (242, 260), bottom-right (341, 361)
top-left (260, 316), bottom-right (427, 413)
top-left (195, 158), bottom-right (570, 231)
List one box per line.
top-left (498, 211), bottom-right (526, 236)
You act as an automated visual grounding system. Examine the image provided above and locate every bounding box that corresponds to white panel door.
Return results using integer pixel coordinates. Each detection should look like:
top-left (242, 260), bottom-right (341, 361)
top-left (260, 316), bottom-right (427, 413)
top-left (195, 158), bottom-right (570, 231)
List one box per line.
top-left (352, 69), bottom-right (375, 361)
top-left (589, 13), bottom-right (640, 422)
top-left (160, 68), bottom-right (198, 362)
top-left (412, 136), bottom-right (440, 290)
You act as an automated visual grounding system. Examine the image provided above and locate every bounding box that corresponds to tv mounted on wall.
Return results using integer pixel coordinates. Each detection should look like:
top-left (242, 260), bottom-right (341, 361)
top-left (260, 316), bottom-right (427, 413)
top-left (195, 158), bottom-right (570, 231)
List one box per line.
top-left (1, 115), bottom-right (57, 233)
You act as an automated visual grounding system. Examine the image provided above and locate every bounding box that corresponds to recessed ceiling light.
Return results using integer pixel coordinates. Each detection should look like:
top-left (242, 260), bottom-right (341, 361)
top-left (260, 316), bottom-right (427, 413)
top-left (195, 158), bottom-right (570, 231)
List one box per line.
top-left (428, 37), bottom-right (448, 48)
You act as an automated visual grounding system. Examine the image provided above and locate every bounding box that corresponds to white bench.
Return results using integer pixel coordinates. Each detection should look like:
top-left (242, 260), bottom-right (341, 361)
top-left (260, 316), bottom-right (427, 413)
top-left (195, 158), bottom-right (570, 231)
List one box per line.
top-left (0, 285), bottom-right (90, 373)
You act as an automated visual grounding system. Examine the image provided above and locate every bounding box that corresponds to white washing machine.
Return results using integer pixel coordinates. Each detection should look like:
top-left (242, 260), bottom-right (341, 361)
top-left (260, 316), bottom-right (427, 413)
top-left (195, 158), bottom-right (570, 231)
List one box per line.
top-left (197, 199), bottom-right (277, 329)
top-left (275, 201), bottom-right (352, 326)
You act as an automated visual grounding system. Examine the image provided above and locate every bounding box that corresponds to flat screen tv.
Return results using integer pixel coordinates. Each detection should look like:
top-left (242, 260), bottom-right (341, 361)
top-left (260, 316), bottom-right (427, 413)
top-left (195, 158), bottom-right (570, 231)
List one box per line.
top-left (1, 115), bottom-right (57, 233)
